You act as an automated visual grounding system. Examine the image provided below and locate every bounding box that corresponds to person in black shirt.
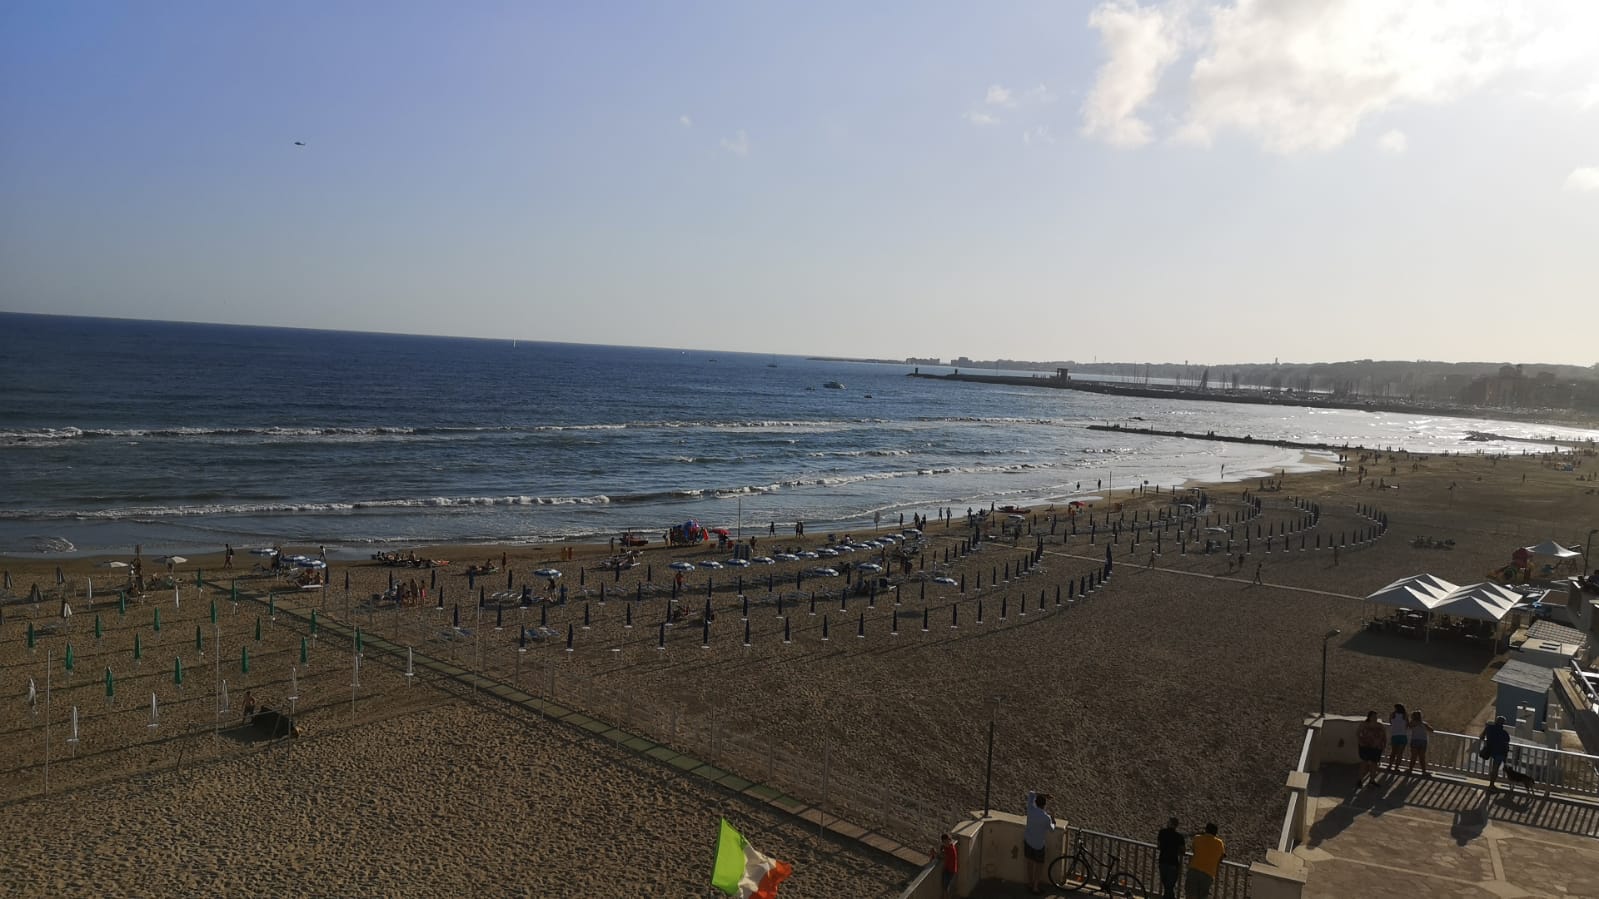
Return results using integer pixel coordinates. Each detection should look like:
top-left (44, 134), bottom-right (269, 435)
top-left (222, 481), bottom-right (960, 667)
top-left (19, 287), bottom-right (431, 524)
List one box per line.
top-left (1157, 817), bottom-right (1185, 899)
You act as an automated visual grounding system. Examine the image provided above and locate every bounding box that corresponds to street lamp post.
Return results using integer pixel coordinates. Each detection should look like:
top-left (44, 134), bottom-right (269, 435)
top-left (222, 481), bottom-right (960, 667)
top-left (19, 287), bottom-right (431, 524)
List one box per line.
top-left (983, 693), bottom-right (1005, 818)
top-left (1585, 528), bottom-right (1597, 573)
top-left (1321, 629), bottom-right (1341, 719)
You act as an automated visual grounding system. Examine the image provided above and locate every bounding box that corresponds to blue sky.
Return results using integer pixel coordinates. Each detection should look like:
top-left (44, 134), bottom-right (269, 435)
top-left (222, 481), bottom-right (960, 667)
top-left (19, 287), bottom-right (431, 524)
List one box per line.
top-left (3, 1), bottom-right (1597, 365)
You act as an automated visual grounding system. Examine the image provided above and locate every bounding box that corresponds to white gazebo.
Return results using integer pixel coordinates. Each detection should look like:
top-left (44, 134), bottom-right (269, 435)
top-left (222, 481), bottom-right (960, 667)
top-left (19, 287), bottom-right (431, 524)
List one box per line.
top-left (1430, 582), bottom-right (1521, 623)
top-left (1524, 540), bottom-right (1581, 560)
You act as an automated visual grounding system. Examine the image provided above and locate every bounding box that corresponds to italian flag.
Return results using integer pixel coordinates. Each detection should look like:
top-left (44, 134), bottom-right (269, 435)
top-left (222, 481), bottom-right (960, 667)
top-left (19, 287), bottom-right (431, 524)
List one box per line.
top-left (712, 818), bottom-right (793, 899)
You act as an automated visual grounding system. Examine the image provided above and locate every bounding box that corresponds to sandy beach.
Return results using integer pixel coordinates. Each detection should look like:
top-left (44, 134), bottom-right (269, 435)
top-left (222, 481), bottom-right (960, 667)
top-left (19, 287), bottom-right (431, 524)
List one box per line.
top-left (3, 446), bottom-right (1596, 895)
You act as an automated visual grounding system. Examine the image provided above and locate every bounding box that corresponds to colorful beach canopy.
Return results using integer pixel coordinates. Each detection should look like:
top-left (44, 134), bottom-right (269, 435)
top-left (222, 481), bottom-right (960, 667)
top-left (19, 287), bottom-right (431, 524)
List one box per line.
top-left (712, 819), bottom-right (791, 899)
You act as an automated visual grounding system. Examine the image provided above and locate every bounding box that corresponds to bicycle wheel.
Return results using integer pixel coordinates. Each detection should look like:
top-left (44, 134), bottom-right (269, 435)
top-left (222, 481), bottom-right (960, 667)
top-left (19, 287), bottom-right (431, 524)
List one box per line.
top-left (1050, 855), bottom-right (1090, 892)
top-left (1107, 870), bottom-right (1145, 897)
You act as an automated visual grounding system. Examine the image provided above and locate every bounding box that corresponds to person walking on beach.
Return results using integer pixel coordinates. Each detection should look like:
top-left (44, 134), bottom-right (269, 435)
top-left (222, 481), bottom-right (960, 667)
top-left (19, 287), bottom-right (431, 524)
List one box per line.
top-left (1481, 716), bottom-right (1512, 789)
top-left (1157, 817), bottom-right (1185, 899)
top-left (1357, 710), bottom-right (1386, 787)
top-left (1387, 703), bottom-right (1409, 773)
top-left (223, 543), bottom-right (234, 570)
top-left (1023, 791), bottom-right (1053, 894)
top-left (1406, 709), bottom-right (1435, 776)
top-left (930, 833), bottom-right (958, 899)
top-left (1185, 823), bottom-right (1224, 899)
top-left (1252, 561), bottom-right (1262, 584)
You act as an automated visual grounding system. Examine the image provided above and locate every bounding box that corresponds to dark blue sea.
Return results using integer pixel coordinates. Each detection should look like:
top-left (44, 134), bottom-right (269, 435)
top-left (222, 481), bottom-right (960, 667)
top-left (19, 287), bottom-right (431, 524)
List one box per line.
top-left (3, 313), bottom-right (1593, 557)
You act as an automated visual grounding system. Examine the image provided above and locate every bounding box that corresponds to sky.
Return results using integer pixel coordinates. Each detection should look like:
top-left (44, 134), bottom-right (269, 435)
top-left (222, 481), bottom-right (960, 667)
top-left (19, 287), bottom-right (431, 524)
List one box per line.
top-left (2, 1), bottom-right (1597, 366)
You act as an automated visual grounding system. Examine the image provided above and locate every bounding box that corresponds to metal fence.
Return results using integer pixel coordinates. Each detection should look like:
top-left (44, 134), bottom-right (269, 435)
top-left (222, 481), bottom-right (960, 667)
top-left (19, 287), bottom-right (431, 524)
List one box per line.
top-left (1065, 825), bottom-right (1250, 899)
top-left (1430, 729), bottom-right (1599, 797)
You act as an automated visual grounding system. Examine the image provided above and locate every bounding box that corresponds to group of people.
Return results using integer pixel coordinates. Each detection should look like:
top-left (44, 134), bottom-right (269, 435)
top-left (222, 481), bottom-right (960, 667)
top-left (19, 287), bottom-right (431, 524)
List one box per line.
top-left (1356, 704), bottom-right (1437, 786)
top-left (931, 794), bottom-right (1227, 899)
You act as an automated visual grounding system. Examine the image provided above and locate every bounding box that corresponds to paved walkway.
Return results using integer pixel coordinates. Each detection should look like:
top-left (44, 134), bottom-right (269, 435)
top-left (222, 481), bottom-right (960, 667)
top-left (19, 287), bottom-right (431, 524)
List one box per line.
top-left (1043, 549), bottom-right (1366, 600)
top-left (1297, 765), bottom-right (1599, 898)
top-left (213, 580), bottom-right (931, 872)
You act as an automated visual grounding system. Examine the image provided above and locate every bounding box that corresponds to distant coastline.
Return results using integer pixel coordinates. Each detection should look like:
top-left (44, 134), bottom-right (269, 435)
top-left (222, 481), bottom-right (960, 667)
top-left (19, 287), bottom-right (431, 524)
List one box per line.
top-left (908, 369), bottom-right (1599, 432)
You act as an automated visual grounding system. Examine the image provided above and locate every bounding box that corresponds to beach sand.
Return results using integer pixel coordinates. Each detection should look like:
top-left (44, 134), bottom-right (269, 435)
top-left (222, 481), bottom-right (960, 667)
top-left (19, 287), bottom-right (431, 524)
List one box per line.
top-left (2, 446), bottom-right (1595, 895)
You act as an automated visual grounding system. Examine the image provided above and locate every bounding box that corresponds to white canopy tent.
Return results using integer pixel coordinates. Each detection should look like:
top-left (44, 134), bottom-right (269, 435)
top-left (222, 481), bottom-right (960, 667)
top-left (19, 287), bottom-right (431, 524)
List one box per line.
top-left (1524, 540), bottom-right (1581, 559)
top-left (1365, 574), bottom-right (1458, 611)
top-left (1430, 582), bottom-right (1522, 622)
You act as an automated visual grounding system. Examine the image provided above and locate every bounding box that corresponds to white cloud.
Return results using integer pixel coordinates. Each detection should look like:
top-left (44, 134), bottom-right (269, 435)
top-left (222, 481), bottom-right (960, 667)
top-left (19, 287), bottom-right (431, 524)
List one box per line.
top-left (1081, 0), bottom-right (1184, 148)
top-left (1377, 129), bottom-right (1408, 154)
top-left (1082, 1), bottom-right (1599, 154)
top-left (1023, 126), bottom-right (1056, 146)
top-left (1565, 167), bottom-right (1599, 192)
top-left (679, 115), bottom-right (693, 128)
top-left (986, 85), bottom-right (1015, 107)
top-left (964, 111), bottom-right (1000, 126)
top-left (720, 130), bottom-right (750, 156)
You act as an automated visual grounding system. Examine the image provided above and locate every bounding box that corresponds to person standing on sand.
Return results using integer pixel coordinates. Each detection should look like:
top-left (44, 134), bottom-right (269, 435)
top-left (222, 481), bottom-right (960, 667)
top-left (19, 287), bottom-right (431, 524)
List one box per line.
top-left (1252, 562), bottom-right (1262, 584)
top-left (1157, 817), bottom-right (1185, 899)
top-left (1023, 791), bottom-right (1053, 894)
top-left (223, 543), bottom-right (233, 570)
top-left (1357, 710), bottom-right (1386, 787)
top-left (1387, 704), bottom-right (1409, 773)
top-left (1185, 824), bottom-right (1224, 899)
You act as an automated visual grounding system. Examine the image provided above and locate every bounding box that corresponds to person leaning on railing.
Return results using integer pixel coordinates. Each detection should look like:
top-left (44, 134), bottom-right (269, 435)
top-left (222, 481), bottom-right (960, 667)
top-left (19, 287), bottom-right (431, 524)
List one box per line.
top-left (1185, 823), bottom-right (1225, 899)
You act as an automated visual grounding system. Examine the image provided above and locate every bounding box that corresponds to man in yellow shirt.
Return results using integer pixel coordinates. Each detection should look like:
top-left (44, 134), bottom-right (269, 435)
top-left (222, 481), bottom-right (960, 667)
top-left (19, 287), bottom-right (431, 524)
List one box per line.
top-left (1185, 823), bottom-right (1225, 899)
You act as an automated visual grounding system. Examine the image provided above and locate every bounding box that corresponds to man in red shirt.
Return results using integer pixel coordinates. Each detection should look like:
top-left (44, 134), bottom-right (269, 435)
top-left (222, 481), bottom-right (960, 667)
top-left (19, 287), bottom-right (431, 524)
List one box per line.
top-left (930, 833), bottom-right (958, 898)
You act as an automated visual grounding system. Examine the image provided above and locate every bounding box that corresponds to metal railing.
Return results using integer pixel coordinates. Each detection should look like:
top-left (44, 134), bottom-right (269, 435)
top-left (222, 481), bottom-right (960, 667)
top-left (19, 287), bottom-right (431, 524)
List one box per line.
top-left (1430, 729), bottom-right (1599, 796)
top-left (1066, 825), bottom-right (1250, 899)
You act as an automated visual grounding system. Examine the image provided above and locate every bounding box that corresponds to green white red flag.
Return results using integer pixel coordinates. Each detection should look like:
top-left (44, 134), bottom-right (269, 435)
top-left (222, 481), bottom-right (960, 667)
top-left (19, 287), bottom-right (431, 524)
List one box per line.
top-left (712, 818), bottom-right (792, 899)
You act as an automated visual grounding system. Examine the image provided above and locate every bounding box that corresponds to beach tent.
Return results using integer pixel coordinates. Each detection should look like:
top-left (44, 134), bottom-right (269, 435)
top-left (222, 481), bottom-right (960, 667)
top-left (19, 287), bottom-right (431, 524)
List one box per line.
top-left (1430, 582), bottom-right (1521, 622)
top-left (1365, 574), bottom-right (1458, 611)
top-left (1523, 540), bottom-right (1581, 559)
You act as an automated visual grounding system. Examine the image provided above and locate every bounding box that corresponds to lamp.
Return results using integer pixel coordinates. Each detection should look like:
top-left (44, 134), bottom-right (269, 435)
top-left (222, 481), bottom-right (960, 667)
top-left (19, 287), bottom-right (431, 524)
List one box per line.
top-left (1320, 628), bottom-right (1341, 719)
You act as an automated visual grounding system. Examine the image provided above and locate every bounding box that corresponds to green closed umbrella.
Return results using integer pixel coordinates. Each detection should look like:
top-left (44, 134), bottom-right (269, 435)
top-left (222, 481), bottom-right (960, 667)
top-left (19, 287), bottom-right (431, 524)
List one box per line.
top-left (195, 625), bottom-right (204, 654)
top-left (153, 608), bottom-right (161, 632)
top-left (300, 636), bottom-right (308, 665)
top-left (254, 616), bottom-right (262, 642)
top-left (210, 600), bottom-right (217, 624)
top-left (95, 614), bottom-right (103, 640)
top-left (134, 632), bottom-right (143, 661)
top-left (241, 646), bottom-right (249, 675)
top-left (354, 628), bottom-right (363, 654)
top-left (26, 621), bottom-right (35, 650)
top-left (105, 667), bottom-right (115, 700)
top-left (268, 594), bottom-right (275, 618)
top-left (173, 656), bottom-right (183, 686)
top-left (310, 610), bottom-right (318, 635)
top-left (230, 582), bottom-right (237, 602)
top-left (118, 591), bottom-right (126, 615)
top-left (65, 643), bottom-right (74, 672)
top-left (196, 568), bottom-right (203, 587)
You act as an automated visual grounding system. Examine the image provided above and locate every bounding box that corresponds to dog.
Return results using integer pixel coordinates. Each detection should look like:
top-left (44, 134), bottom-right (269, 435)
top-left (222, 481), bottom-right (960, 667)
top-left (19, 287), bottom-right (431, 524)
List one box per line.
top-left (1502, 765), bottom-right (1548, 797)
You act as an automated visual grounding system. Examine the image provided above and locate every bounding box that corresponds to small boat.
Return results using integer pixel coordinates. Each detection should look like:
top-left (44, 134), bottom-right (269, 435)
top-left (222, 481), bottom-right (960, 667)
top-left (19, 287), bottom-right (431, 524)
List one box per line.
top-left (823, 381), bottom-right (845, 389)
top-left (997, 505), bottom-right (1031, 514)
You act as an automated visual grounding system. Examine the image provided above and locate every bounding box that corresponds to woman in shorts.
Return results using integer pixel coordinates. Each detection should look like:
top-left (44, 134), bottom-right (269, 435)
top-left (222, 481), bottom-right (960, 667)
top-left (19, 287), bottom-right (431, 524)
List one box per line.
top-left (1357, 711), bottom-right (1387, 787)
top-left (1405, 709), bottom-right (1435, 776)
top-left (1386, 703), bottom-right (1409, 773)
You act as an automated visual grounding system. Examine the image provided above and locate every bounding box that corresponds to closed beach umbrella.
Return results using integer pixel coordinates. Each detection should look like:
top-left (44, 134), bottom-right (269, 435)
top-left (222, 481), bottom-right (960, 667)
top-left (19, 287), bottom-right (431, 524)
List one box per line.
top-left (195, 625), bottom-right (203, 654)
top-left (134, 632), bottom-right (142, 661)
top-left (300, 637), bottom-right (308, 665)
top-left (255, 617), bottom-right (262, 642)
top-left (27, 621), bottom-right (35, 649)
top-left (95, 614), bottom-right (103, 640)
top-left (241, 646), bottom-right (250, 674)
top-left (355, 628), bottom-right (363, 654)
top-left (154, 608), bottom-right (161, 632)
top-left (65, 643), bottom-right (75, 672)
top-left (105, 668), bottom-right (115, 702)
top-left (174, 656), bottom-right (183, 686)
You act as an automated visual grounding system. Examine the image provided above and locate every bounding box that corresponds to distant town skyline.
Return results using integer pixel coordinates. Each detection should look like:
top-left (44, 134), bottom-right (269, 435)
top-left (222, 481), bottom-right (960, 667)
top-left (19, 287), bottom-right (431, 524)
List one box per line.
top-left (2, 2), bottom-right (1596, 365)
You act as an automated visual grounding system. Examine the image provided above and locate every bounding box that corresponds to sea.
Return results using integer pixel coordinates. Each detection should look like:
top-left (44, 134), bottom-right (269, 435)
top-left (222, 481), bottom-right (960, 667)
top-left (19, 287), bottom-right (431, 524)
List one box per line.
top-left (3, 312), bottom-right (1595, 559)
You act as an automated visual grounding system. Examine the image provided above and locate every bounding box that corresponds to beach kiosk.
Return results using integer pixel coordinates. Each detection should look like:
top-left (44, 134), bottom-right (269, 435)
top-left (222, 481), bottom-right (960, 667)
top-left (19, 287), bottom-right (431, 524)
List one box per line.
top-left (1493, 659), bottom-right (1556, 728)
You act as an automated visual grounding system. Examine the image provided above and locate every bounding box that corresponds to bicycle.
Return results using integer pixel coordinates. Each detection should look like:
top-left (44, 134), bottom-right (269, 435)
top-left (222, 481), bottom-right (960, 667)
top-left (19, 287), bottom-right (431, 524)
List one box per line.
top-left (1049, 839), bottom-right (1146, 896)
